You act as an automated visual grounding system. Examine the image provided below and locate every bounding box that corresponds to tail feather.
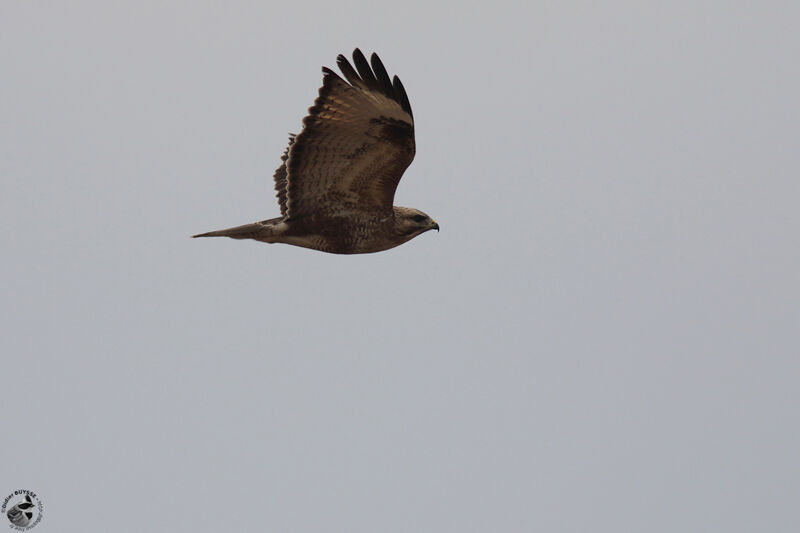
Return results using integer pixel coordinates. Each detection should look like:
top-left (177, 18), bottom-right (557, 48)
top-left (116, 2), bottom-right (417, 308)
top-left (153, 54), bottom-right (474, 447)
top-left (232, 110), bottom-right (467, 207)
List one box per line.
top-left (192, 218), bottom-right (281, 240)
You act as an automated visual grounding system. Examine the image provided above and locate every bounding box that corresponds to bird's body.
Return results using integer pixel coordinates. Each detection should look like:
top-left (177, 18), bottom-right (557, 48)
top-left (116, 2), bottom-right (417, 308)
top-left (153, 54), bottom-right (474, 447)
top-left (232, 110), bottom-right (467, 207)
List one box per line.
top-left (193, 49), bottom-right (438, 254)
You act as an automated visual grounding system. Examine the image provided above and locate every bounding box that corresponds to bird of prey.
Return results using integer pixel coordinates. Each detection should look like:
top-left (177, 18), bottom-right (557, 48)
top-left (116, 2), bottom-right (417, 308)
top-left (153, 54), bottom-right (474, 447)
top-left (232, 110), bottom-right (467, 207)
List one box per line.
top-left (193, 48), bottom-right (438, 254)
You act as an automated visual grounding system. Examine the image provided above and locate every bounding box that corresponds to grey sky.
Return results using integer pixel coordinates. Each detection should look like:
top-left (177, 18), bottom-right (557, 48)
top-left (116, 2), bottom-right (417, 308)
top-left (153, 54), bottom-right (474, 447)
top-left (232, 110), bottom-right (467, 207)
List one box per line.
top-left (2, 1), bottom-right (798, 532)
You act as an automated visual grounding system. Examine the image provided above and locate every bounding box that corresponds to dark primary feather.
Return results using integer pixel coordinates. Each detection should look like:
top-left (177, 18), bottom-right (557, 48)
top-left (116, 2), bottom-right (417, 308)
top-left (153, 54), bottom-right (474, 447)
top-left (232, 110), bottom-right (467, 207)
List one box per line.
top-left (392, 75), bottom-right (413, 118)
top-left (336, 54), bottom-right (362, 88)
top-left (370, 53), bottom-right (395, 97)
top-left (352, 48), bottom-right (379, 91)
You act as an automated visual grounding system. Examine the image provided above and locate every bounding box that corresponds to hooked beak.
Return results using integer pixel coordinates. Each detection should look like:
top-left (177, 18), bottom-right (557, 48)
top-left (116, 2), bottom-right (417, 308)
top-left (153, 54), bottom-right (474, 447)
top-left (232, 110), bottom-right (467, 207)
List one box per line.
top-left (432, 221), bottom-right (440, 232)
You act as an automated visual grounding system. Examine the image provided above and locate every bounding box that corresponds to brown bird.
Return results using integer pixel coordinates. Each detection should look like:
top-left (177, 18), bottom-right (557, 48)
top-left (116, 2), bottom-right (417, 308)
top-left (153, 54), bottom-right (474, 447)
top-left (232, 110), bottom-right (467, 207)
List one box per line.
top-left (193, 48), bottom-right (438, 254)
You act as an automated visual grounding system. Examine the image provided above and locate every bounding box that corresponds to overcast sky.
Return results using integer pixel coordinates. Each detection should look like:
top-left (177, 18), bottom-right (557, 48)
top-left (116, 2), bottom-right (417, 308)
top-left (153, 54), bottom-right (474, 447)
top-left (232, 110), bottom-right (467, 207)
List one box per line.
top-left (2, 2), bottom-right (798, 532)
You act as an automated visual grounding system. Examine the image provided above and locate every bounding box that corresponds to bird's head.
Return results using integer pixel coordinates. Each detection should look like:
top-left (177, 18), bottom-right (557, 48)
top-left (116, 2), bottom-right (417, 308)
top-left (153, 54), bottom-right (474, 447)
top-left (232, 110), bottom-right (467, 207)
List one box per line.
top-left (393, 207), bottom-right (439, 240)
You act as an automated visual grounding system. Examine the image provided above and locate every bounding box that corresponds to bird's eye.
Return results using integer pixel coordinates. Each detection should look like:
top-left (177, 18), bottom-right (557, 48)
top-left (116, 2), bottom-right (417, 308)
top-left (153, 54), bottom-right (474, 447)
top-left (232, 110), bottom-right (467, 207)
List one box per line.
top-left (411, 214), bottom-right (427, 223)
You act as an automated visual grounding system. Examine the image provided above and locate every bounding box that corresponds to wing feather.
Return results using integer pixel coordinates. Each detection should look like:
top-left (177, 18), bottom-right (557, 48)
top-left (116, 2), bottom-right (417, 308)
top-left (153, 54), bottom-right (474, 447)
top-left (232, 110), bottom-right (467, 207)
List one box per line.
top-left (272, 133), bottom-right (295, 216)
top-left (370, 53), bottom-right (395, 98)
top-left (283, 49), bottom-right (415, 219)
top-left (336, 55), bottom-right (363, 88)
top-left (352, 48), bottom-right (379, 92)
top-left (392, 75), bottom-right (413, 118)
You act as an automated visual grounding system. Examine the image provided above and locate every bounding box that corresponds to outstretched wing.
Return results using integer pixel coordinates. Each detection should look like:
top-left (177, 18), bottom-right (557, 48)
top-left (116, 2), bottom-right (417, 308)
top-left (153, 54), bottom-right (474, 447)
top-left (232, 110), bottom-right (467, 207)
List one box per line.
top-left (283, 49), bottom-right (415, 219)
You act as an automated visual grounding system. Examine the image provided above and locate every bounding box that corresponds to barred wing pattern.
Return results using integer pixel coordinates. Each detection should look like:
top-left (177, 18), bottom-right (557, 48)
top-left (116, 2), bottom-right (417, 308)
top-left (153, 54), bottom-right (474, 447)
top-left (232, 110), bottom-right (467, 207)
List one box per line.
top-left (272, 133), bottom-right (295, 216)
top-left (278, 49), bottom-right (415, 220)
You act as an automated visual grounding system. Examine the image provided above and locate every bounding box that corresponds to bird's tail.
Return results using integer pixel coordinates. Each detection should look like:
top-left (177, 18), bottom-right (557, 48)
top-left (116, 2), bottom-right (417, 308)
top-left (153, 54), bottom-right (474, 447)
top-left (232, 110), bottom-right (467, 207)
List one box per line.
top-left (192, 218), bottom-right (282, 241)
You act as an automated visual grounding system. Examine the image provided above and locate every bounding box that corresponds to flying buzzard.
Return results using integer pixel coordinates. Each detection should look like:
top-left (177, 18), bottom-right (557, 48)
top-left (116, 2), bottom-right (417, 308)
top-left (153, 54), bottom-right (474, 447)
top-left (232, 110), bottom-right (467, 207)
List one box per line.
top-left (193, 49), bottom-right (438, 254)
